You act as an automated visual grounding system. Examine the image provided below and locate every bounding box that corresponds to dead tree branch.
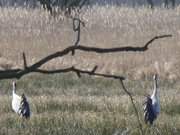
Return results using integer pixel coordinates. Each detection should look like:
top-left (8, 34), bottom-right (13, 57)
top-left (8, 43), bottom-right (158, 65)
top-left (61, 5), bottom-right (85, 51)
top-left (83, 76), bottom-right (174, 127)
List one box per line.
top-left (72, 17), bottom-right (85, 55)
top-left (22, 52), bottom-right (27, 69)
top-left (120, 80), bottom-right (144, 135)
top-left (0, 66), bottom-right (125, 80)
top-left (73, 17), bottom-right (85, 46)
top-left (0, 34), bottom-right (172, 80)
top-left (35, 66), bottom-right (125, 80)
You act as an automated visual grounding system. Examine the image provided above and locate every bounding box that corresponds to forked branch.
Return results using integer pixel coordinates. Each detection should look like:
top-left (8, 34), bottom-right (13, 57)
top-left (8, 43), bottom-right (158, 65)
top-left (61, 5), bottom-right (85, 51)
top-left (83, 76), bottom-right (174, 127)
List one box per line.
top-left (0, 34), bottom-right (172, 80)
top-left (35, 66), bottom-right (125, 80)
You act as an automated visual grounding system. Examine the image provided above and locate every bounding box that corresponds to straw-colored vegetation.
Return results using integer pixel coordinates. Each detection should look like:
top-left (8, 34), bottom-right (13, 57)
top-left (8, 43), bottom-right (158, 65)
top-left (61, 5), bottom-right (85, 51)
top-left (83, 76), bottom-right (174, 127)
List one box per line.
top-left (0, 5), bottom-right (180, 135)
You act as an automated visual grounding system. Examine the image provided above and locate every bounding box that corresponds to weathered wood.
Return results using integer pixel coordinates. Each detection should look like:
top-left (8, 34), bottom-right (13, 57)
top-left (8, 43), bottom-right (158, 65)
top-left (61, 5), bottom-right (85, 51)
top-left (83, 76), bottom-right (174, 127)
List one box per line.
top-left (0, 34), bottom-right (172, 80)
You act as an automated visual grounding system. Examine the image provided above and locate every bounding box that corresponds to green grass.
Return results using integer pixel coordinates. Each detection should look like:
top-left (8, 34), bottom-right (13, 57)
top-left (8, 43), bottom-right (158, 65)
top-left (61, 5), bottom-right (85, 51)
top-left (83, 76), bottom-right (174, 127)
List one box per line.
top-left (0, 74), bottom-right (180, 135)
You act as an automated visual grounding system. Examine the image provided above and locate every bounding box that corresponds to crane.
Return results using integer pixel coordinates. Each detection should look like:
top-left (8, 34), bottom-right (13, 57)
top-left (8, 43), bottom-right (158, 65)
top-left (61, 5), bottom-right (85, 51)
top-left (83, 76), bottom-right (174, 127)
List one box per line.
top-left (143, 74), bottom-right (160, 125)
top-left (12, 81), bottom-right (30, 119)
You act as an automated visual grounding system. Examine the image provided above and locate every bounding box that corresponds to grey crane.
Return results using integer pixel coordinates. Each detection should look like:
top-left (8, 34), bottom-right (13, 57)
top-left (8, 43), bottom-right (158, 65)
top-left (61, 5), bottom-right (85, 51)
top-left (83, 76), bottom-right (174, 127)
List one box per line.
top-left (144, 74), bottom-right (160, 125)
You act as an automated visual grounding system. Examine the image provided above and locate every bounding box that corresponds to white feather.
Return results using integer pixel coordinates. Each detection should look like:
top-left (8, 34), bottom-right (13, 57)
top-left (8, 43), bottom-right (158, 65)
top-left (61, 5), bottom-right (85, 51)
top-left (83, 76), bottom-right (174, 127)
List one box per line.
top-left (12, 81), bottom-right (21, 114)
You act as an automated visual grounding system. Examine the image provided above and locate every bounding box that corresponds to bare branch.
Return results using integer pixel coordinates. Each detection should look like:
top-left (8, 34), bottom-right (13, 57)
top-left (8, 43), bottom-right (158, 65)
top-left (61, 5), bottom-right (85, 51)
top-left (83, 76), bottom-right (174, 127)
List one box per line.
top-left (119, 80), bottom-right (144, 135)
top-left (0, 65), bottom-right (125, 80)
top-left (90, 65), bottom-right (98, 74)
top-left (30, 66), bottom-right (125, 80)
top-left (0, 34), bottom-right (172, 80)
top-left (72, 17), bottom-right (85, 55)
top-left (22, 52), bottom-right (27, 69)
top-left (144, 34), bottom-right (172, 49)
top-left (78, 35), bottom-right (172, 53)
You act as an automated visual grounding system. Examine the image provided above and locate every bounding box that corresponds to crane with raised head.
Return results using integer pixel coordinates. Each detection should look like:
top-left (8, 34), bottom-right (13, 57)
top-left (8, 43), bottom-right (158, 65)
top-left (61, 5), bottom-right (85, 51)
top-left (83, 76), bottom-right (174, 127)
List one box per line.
top-left (144, 74), bottom-right (160, 125)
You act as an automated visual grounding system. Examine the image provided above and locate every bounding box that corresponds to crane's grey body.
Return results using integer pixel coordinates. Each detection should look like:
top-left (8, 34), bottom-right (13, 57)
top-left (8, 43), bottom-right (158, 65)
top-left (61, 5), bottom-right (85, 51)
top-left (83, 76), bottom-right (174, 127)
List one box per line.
top-left (144, 74), bottom-right (160, 125)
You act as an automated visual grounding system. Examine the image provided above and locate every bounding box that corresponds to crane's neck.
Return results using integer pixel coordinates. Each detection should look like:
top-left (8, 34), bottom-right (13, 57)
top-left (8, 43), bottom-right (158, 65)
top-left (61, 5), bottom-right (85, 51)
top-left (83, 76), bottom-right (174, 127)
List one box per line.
top-left (12, 83), bottom-right (16, 95)
top-left (152, 77), bottom-right (158, 98)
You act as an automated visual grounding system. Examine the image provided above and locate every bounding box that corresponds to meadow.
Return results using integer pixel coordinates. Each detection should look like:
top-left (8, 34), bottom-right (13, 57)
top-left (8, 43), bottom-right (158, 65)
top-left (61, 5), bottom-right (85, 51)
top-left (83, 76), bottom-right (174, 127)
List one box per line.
top-left (0, 5), bottom-right (180, 135)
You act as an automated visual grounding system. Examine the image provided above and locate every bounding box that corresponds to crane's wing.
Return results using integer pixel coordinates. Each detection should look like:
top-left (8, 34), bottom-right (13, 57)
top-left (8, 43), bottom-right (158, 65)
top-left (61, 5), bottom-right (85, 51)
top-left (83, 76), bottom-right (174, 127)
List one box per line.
top-left (143, 96), bottom-right (157, 125)
top-left (18, 95), bottom-right (30, 119)
top-left (12, 93), bottom-right (21, 113)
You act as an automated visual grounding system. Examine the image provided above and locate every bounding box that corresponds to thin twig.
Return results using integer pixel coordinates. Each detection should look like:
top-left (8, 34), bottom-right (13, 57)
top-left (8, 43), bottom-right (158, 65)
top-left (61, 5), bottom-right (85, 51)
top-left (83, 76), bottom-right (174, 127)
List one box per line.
top-left (72, 17), bottom-right (85, 55)
top-left (120, 79), bottom-right (144, 135)
top-left (35, 66), bottom-right (125, 80)
top-left (22, 52), bottom-right (27, 69)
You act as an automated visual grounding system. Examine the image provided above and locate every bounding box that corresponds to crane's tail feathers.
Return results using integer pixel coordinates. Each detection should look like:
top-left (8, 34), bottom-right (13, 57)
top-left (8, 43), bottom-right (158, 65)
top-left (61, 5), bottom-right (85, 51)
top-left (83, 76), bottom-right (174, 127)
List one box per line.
top-left (18, 94), bottom-right (30, 119)
top-left (143, 96), bottom-right (156, 125)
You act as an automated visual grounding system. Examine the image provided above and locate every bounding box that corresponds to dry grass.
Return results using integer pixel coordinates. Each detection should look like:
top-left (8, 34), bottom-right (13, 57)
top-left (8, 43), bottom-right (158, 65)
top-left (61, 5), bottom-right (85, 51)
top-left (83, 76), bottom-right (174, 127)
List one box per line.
top-left (0, 5), bottom-right (180, 135)
top-left (0, 6), bottom-right (180, 80)
top-left (0, 74), bottom-right (180, 135)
